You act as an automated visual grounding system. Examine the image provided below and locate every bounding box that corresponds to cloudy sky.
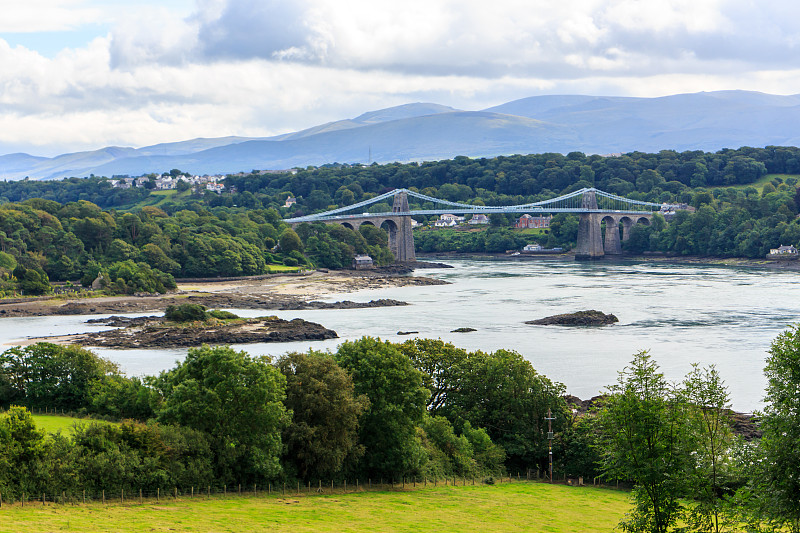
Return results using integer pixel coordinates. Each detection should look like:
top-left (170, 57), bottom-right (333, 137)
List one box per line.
top-left (1, 0), bottom-right (799, 155)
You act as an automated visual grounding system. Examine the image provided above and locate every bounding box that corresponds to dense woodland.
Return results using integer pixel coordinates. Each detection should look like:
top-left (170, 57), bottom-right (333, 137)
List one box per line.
top-left (3, 324), bottom-right (800, 532)
top-left (0, 146), bottom-right (798, 281)
top-left (0, 198), bottom-right (393, 296)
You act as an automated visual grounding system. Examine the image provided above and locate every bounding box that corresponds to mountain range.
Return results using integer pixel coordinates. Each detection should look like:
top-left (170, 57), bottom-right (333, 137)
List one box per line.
top-left (3, 90), bottom-right (800, 180)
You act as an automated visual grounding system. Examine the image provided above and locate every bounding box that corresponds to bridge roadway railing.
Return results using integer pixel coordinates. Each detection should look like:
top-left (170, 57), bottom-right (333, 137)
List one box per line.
top-left (294, 208), bottom-right (659, 222)
top-left (285, 188), bottom-right (666, 224)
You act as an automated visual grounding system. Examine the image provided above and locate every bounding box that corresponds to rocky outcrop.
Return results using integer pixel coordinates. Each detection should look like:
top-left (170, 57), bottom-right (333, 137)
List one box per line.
top-left (526, 310), bottom-right (618, 326)
top-left (69, 316), bottom-right (337, 348)
top-left (280, 299), bottom-right (409, 310)
top-left (451, 327), bottom-right (477, 333)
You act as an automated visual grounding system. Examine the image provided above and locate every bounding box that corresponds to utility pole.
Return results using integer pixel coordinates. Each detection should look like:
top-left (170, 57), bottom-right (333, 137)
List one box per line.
top-left (545, 408), bottom-right (555, 483)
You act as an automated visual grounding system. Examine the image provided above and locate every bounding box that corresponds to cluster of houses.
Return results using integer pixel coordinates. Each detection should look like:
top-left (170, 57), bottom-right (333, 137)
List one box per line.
top-left (433, 213), bottom-right (490, 227)
top-left (109, 174), bottom-right (227, 194)
top-left (431, 213), bottom-right (552, 229)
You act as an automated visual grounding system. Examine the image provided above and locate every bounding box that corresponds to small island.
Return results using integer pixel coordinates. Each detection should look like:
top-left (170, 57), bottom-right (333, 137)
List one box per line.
top-left (525, 310), bottom-right (619, 326)
top-left (36, 304), bottom-right (338, 348)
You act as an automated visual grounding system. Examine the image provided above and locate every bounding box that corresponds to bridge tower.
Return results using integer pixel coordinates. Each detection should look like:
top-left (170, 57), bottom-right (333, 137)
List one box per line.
top-left (575, 189), bottom-right (605, 260)
top-left (391, 190), bottom-right (416, 263)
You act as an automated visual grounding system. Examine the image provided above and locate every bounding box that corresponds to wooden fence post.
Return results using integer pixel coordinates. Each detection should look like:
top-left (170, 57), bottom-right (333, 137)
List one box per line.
top-left (157, 488), bottom-right (160, 502)
top-left (102, 490), bottom-right (105, 504)
top-left (140, 489), bottom-right (142, 504)
top-left (121, 489), bottom-right (124, 505)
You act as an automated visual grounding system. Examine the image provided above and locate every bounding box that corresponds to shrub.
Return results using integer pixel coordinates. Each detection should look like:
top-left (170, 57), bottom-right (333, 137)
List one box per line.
top-left (207, 310), bottom-right (239, 320)
top-left (164, 303), bottom-right (208, 322)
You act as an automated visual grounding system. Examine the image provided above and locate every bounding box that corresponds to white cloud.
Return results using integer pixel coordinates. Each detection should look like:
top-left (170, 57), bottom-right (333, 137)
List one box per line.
top-left (0, 0), bottom-right (103, 32)
top-left (2, 0), bottom-right (800, 155)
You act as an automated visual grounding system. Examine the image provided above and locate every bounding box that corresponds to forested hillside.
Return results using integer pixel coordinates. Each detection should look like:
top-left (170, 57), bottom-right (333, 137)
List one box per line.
top-left (1, 145), bottom-right (799, 292)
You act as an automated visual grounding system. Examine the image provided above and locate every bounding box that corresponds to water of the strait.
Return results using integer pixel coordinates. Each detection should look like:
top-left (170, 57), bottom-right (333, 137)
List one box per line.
top-left (3, 257), bottom-right (797, 411)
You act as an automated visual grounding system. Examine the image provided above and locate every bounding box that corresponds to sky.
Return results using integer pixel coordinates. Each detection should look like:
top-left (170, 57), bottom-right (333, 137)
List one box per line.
top-left (1, 0), bottom-right (800, 156)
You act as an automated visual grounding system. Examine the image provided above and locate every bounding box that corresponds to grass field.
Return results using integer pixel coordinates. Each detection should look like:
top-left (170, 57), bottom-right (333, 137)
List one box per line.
top-left (0, 481), bottom-right (631, 532)
top-left (708, 173), bottom-right (799, 193)
top-left (30, 414), bottom-right (113, 434)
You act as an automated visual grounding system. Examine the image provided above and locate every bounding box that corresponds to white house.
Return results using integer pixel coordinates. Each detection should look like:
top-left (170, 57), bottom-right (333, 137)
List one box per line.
top-left (439, 213), bottom-right (464, 223)
top-left (468, 214), bottom-right (489, 225)
top-left (434, 219), bottom-right (458, 228)
top-left (769, 244), bottom-right (798, 255)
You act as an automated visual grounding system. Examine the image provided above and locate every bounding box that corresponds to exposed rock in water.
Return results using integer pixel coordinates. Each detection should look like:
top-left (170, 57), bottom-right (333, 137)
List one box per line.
top-left (526, 310), bottom-right (619, 326)
top-left (67, 316), bottom-right (337, 348)
top-left (280, 299), bottom-right (409, 310)
top-left (86, 315), bottom-right (159, 327)
top-left (451, 327), bottom-right (477, 333)
top-left (397, 331), bottom-right (419, 335)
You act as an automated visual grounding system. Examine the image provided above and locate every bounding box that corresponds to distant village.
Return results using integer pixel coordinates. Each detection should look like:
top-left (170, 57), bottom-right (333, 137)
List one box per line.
top-left (109, 169), bottom-right (297, 194)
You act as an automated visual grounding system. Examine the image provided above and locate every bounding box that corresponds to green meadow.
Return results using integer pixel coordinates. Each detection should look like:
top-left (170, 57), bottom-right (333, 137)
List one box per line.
top-left (30, 414), bottom-right (114, 435)
top-left (0, 482), bottom-right (630, 533)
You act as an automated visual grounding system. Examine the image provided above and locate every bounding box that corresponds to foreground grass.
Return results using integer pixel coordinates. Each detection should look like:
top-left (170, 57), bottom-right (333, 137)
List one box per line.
top-left (0, 482), bottom-right (630, 532)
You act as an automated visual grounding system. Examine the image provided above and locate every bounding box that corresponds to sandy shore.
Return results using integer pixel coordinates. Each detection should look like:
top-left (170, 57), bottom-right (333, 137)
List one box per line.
top-left (0, 269), bottom-right (448, 319)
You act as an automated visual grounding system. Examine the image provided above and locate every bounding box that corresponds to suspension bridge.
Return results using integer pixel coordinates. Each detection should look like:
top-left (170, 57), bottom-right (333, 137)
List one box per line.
top-left (285, 188), bottom-right (679, 261)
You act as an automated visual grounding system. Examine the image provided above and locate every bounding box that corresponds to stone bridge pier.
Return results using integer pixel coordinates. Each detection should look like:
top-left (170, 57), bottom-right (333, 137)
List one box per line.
top-left (575, 190), bottom-right (653, 260)
top-left (335, 191), bottom-right (416, 263)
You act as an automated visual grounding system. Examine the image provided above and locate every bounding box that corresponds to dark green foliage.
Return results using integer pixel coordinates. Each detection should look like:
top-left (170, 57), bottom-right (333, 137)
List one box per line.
top-left (335, 337), bottom-right (429, 478)
top-left (0, 406), bottom-right (51, 499)
top-left (164, 303), bottom-right (209, 322)
top-left (0, 342), bottom-right (119, 410)
top-left (415, 226), bottom-right (544, 253)
top-left (597, 351), bottom-right (688, 533)
top-left (88, 375), bottom-right (158, 420)
top-left (105, 260), bottom-right (176, 294)
top-left (277, 350), bottom-right (369, 480)
top-left (748, 325), bottom-right (800, 531)
top-left (155, 345), bottom-right (289, 484)
top-left (418, 415), bottom-right (505, 478)
top-left (207, 309), bottom-right (239, 320)
top-left (12, 264), bottom-right (51, 295)
top-left (557, 414), bottom-right (602, 479)
top-left (69, 420), bottom-right (214, 494)
top-left (296, 222), bottom-right (393, 269)
top-left (399, 339), bottom-right (566, 473)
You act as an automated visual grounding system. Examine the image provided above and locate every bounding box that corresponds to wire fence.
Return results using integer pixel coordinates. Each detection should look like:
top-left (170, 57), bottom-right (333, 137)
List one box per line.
top-left (0, 471), bottom-right (627, 509)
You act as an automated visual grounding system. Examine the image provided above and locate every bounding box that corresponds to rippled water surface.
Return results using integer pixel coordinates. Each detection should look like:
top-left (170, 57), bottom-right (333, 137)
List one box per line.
top-left (4, 258), bottom-right (799, 411)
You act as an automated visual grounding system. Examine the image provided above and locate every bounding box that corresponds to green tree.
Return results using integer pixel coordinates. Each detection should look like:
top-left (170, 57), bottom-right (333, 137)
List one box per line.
top-left (155, 345), bottom-right (289, 483)
top-left (0, 343), bottom-right (119, 410)
top-left (335, 337), bottom-right (429, 478)
top-left (279, 228), bottom-right (304, 253)
top-left (597, 351), bottom-right (687, 533)
top-left (276, 350), bottom-right (369, 480)
top-left (680, 364), bottom-right (735, 533)
top-left (0, 406), bottom-right (51, 498)
top-left (750, 325), bottom-right (800, 531)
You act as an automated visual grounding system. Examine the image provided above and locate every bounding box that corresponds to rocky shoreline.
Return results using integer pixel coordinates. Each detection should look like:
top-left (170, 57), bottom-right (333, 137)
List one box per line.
top-left (53, 315), bottom-right (338, 348)
top-left (0, 270), bottom-right (448, 318)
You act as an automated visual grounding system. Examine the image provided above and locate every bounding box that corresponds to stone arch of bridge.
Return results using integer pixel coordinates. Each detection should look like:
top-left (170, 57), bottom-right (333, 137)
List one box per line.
top-left (576, 212), bottom-right (654, 260)
top-left (601, 215), bottom-right (622, 255)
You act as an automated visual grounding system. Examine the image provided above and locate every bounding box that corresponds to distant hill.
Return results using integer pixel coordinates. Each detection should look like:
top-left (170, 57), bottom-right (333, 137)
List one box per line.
top-left (3, 91), bottom-right (800, 180)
